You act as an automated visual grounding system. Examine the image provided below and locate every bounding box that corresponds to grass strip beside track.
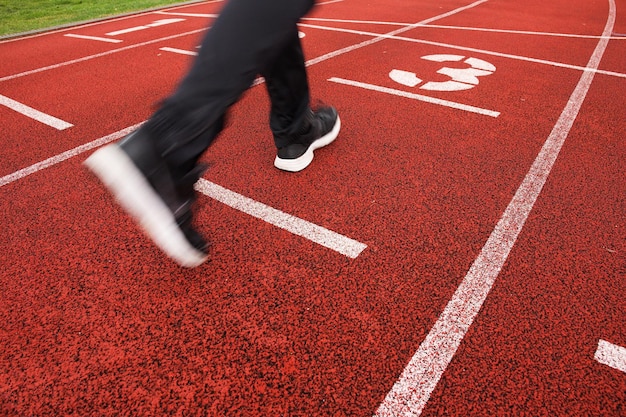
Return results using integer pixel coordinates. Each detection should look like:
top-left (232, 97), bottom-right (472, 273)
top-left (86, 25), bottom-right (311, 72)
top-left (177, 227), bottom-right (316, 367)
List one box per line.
top-left (0, 0), bottom-right (200, 37)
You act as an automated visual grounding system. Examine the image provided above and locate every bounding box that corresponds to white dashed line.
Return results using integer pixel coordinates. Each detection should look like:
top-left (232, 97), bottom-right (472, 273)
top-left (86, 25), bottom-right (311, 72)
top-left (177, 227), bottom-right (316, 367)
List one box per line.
top-left (195, 179), bottom-right (367, 258)
top-left (0, 94), bottom-right (73, 130)
top-left (329, 77), bottom-right (500, 117)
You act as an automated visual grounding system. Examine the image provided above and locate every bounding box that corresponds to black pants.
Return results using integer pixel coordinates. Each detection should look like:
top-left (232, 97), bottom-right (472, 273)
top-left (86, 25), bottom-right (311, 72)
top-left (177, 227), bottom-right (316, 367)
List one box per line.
top-left (142, 0), bottom-right (316, 174)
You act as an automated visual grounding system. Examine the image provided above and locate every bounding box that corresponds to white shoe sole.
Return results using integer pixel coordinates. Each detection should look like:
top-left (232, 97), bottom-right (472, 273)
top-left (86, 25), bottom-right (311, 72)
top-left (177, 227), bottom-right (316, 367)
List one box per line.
top-left (274, 115), bottom-right (341, 172)
top-left (84, 144), bottom-right (208, 268)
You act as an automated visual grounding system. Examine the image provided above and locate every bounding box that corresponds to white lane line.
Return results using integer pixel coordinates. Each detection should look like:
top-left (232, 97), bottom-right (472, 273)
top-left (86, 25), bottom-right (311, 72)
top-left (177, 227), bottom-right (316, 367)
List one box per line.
top-left (302, 17), bottom-right (410, 26)
top-left (160, 46), bottom-right (198, 56)
top-left (0, 94), bottom-right (73, 130)
top-left (374, 0), bottom-right (616, 416)
top-left (302, 17), bottom-right (623, 39)
top-left (595, 340), bottom-right (626, 373)
top-left (195, 179), bottom-right (367, 258)
top-left (420, 24), bottom-right (626, 40)
top-left (0, 124), bottom-right (141, 187)
top-left (329, 77), bottom-right (500, 117)
top-left (64, 34), bottom-right (123, 43)
top-left (299, 23), bottom-right (626, 80)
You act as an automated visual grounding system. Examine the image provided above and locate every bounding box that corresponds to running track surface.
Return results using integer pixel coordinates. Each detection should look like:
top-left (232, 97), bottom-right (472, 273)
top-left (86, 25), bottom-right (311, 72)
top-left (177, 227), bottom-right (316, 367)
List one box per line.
top-left (1, 0), bottom-right (625, 415)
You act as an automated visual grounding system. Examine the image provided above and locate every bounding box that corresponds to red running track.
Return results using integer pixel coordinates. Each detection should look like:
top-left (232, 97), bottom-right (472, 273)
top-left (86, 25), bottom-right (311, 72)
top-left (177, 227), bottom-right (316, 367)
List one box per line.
top-left (0, 0), bottom-right (624, 415)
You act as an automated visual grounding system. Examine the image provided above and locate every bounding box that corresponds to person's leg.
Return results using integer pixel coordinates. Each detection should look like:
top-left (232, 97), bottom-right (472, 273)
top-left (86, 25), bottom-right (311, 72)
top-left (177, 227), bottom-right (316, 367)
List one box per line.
top-left (146, 0), bottom-right (316, 176)
top-left (261, 29), bottom-right (311, 150)
top-left (85, 0), bottom-right (316, 267)
top-left (261, 29), bottom-right (341, 172)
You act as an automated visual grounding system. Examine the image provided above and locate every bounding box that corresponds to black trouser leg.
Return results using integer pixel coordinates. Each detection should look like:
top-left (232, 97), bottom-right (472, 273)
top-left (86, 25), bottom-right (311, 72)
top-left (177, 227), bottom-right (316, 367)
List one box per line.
top-left (140, 0), bottom-right (315, 176)
top-left (260, 29), bottom-right (311, 150)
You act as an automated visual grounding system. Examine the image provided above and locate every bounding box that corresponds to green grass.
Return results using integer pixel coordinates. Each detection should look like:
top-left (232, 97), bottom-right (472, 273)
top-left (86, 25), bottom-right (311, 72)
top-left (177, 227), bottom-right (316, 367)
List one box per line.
top-left (0, 0), bottom-right (187, 37)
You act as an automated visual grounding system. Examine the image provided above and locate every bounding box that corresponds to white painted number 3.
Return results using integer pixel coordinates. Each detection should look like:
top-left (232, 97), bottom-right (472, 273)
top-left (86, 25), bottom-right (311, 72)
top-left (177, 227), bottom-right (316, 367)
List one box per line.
top-left (390, 54), bottom-right (496, 92)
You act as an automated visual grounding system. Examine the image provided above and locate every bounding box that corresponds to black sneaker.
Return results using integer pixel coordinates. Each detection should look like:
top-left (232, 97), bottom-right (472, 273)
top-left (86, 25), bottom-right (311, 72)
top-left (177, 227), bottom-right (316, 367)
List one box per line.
top-left (84, 130), bottom-right (209, 268)
top-left (274, 106), bottom-right (340, 172)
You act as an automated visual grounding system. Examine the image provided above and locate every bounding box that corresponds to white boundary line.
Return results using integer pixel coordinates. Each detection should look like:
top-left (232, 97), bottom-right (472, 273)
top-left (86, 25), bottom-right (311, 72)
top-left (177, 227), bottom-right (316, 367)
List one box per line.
top-left (374, 0), bottom-right (616, 415)
top-left (328, 77), bottom-right (500, 117)
top-left (595, 340), bottom-right (626, 373)
top-left (0, 94), bottom-right (74, 130)
top-left (195, 179), bottom-right (367, 258)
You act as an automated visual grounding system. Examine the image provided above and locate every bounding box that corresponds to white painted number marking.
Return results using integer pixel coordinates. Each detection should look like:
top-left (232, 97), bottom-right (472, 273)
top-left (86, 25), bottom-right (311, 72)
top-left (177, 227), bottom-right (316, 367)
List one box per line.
top-left (389, 70), bottom-right (422, 87)
top-left (390, 54), bottom-right (496, 91)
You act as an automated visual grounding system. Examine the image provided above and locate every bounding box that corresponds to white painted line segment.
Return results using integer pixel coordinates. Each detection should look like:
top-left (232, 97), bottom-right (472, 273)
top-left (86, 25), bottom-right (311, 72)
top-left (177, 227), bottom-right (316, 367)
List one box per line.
top-left (0, 124), bottom-right (141, 188)
top-left (0, 94), bottom-right (73, 130)
top-left (374, 0), bottom-right (616, 415)
top-left (195, 179), bottom-right (367, 258)
top-left (106, 18), bottom-right (185, 36)
top-left (160, 47), bottom-right (198, 56)
top-left (155, 11), bottom-right (219, 18)
top-left (106, 26), bottom-right (152, 36)
top-left (64, 34), bottom-right (123, 43)
top-left (595, 340), bottom-right (626, 373)
top-left (329, 77), bottom-right (500, 117)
